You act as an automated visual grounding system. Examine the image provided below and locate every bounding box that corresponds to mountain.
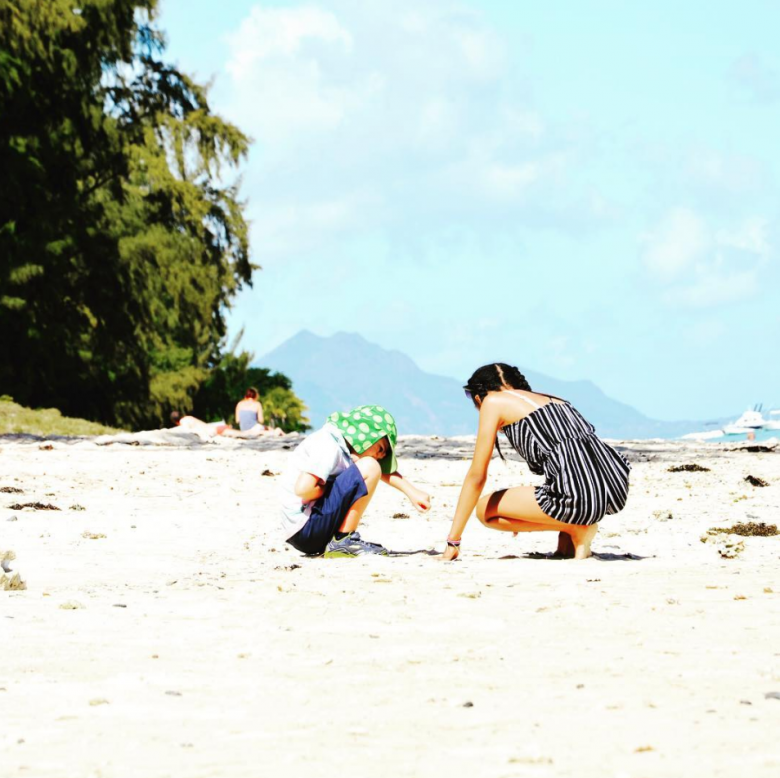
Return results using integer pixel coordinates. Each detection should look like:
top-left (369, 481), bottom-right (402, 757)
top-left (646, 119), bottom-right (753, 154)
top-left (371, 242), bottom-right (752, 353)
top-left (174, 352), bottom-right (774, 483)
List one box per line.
top-left (260, 331), bottom-right (714, 439)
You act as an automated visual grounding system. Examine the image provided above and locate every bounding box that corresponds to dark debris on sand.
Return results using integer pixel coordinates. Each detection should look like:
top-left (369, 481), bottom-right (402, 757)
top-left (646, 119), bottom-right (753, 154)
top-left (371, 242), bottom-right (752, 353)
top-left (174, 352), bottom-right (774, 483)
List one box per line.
top-left (744, 475), bottom-right (769, 487)
top-left (7, 501), bottom-right (61, 511)
top-left (708, 522), bottom-right (779, 537)
top-left (668, 463), bottom-right (711, 473)
top-left (0, 486), bottom-right (24, 494)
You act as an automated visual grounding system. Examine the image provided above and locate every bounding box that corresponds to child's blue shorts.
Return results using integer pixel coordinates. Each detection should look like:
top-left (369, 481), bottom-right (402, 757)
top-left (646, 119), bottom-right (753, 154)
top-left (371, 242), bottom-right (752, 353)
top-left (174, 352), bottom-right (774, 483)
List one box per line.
top-left (286, 463), bottom-right (369, 555)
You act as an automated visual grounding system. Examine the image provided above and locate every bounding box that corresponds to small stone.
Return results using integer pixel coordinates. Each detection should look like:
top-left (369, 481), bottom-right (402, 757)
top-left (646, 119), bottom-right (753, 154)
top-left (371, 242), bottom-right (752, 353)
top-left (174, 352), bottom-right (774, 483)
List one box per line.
top-left (462, 701), bottom-right (474, 708)
top-left (59, 601), bottom-right (84, 610)
top-left (765, 691), bottom-right (780, 700)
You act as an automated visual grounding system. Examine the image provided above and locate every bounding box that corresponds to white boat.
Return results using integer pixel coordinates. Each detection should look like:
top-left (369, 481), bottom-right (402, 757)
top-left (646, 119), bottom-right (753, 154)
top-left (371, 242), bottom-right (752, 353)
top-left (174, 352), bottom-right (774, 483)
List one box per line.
top-left (765, 410), bottom-right (780, 430)
top-left (722, 408), bottom-right (767, 435)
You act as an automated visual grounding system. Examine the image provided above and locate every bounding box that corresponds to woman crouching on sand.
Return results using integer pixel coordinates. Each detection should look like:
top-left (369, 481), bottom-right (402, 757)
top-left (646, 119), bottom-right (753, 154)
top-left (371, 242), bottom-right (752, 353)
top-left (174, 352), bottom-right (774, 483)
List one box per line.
top-left (443, 363), bottom-right (630, 561)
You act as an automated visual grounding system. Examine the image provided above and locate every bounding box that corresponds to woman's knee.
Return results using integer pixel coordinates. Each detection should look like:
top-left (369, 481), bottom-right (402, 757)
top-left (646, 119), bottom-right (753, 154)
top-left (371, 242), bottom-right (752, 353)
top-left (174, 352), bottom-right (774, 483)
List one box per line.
top-left (476, 490), bottom-right (508, 526)
top-left (476, 494), bottom-right (492, 525)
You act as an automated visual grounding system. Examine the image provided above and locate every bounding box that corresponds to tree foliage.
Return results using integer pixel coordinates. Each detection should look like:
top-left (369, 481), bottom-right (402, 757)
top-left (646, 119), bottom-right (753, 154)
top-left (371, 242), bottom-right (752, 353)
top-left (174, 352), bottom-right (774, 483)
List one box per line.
top-left (260, 386), bottom-right (310, 433)
top-left (0, 0), bottom-right (254, 428)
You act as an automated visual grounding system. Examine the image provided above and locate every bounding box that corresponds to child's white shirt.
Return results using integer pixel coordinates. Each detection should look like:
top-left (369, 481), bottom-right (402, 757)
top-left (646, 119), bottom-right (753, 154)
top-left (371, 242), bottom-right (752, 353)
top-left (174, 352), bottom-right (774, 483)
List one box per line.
top-left (278, 424), bottom-right (352, 539)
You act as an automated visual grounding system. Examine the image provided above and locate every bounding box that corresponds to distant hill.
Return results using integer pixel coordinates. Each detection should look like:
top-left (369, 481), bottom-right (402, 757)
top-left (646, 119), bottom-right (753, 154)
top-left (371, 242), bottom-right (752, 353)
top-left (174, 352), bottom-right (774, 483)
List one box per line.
top-left (260, 331), bottom-right (719, 439)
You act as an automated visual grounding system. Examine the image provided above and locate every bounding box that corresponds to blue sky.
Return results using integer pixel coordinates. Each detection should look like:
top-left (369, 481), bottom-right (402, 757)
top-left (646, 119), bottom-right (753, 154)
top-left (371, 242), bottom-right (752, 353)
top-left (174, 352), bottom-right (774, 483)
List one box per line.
top-left (157, 0), bottom-right (780, 421)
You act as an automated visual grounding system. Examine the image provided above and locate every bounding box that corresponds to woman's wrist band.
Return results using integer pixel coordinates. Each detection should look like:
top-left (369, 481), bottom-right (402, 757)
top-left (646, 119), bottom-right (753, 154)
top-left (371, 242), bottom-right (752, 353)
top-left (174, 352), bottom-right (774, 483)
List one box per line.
top-left (446, 539), bottom-right (461, 547)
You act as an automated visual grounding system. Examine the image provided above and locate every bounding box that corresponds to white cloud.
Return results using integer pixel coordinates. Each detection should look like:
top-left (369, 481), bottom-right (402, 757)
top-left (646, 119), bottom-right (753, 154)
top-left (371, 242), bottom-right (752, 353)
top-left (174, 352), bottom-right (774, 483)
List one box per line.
top-left (715, 216), bottom-right (771, 257)
top-left (224, 6), bottom-right (365, 141)
top-left (664, 268), bottom-right (759, 308)
top-left (641, 207), bottom-right (709, 281)
top-left (685, 148), bottom-right (769, 197)
top-left (729, 53), bottom-right (780, 104)
top-left (226, 6), bottom-right (353, 73)
top-left (217, 1), bottom-right (600, 263)
top-left (642, 209), bottom-right (772, 307)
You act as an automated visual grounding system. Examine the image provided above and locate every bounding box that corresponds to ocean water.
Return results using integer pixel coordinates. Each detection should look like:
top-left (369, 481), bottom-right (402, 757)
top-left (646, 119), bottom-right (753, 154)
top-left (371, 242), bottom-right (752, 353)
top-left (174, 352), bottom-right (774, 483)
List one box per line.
top-left (682, 426), bottom-right (780, 443)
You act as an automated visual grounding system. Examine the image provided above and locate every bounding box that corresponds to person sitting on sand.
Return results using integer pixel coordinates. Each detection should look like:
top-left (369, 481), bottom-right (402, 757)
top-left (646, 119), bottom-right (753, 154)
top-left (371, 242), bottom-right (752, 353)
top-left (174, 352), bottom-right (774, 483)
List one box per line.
top-left (442, 363), bottom-right (631, 561)
top-left (235, 387), bottom-right (266, 432)
top-left (279, 405), bottom-right (431, 557)
top-left (220, 387), bottom-right (283, 438)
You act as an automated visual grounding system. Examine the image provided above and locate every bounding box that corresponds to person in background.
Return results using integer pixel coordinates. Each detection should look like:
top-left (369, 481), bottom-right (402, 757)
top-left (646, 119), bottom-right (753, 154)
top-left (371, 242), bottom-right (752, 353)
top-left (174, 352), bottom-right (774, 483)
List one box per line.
top-left (235, 387), bottom-right (265, 432)
top-left (169, 411), bottom-right (228, 438)
top-left (221, 387), bottom-right (283, 437)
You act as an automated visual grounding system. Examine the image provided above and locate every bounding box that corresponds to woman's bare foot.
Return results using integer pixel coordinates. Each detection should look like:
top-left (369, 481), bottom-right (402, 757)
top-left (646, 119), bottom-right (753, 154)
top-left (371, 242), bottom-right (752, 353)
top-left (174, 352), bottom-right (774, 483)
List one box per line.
top-left (553, 532), bottom-right (575, 558)
top-left (568, 524), bottom-right (598, 559)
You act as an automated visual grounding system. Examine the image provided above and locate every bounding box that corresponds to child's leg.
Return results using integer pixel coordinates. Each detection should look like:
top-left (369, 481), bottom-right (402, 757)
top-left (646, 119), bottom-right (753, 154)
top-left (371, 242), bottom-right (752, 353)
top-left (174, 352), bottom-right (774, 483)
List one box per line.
top-left (476, 487), bottom-right (597, 559)
top-left (338, 457), bottom-right (382, 534)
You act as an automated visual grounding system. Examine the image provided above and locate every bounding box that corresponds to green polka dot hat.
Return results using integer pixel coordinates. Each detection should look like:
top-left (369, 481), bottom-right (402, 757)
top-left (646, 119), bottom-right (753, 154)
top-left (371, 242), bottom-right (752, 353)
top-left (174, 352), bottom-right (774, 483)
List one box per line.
top-left (327, 405), bottom-right (398, 474)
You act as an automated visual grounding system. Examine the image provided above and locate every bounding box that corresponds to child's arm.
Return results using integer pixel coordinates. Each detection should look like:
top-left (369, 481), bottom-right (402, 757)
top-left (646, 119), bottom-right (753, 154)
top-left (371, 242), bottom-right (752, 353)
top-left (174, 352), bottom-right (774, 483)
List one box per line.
top-left (381, 471), bottom-right (431, 513)
top-left (294, 472), bottom-right (325, 503)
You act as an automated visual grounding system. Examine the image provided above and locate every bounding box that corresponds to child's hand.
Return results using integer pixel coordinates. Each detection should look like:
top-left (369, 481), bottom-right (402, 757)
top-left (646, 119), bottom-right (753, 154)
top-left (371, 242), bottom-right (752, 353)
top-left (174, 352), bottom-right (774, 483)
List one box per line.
top-left (441, 544), bottom-right (459, 561)
top-left (408, 487), bottom-right (431, 513)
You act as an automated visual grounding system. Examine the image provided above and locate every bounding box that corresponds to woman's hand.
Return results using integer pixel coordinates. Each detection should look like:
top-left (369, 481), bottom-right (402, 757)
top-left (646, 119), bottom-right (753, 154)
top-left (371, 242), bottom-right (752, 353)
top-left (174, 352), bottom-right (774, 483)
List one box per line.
top-left (442, 543), bottom-right (460, 561)
top-left (408, 486), bottom-right (431, 513)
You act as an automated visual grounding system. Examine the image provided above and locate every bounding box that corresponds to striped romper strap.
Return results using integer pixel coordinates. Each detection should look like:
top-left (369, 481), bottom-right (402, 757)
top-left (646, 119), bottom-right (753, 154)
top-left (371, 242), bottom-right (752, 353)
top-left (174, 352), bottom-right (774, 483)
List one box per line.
top-left (504, 390), bottom-right (542, 410)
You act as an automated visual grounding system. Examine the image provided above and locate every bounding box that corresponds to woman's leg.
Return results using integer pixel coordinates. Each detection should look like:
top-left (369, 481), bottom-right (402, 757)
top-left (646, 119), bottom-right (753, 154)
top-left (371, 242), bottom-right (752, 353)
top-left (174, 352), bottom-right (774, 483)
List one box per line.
top-left (338, 457), bottom-right (382, 533)
top-left (476, 487), bottom-right (597, 559)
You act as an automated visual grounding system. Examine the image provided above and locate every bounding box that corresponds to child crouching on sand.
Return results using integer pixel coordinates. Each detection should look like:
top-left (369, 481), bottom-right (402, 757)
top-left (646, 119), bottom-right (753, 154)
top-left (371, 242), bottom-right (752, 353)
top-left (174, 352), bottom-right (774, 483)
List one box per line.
top-left (279, 405), bottom-right (430, 557)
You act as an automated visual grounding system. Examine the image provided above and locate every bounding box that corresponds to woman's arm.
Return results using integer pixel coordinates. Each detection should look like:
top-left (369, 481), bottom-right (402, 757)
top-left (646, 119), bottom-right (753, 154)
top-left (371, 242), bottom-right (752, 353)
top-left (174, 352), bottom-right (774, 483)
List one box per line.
top-left (256, 400), bottom-right (265, 425)
top-left (381, 471), bottom-right (431, 512)
top-left (443, 395), bottom-right (503, 558)
top-left (293, 472), bottom-right (325, 502)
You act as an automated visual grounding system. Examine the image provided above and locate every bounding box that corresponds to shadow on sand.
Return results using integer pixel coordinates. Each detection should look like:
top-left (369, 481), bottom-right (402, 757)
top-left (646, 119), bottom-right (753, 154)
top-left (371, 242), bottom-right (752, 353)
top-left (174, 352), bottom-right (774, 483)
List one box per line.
top-left (498, 551), bottom-right (649, 562)
top-left (387, 548), bottom-right (440, 557)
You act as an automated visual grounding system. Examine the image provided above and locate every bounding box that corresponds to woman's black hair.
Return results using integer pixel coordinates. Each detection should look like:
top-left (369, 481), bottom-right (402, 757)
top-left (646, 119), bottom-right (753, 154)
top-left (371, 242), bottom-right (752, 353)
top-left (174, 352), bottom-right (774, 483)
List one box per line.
top-left (464, 363), bottom-right (532, 460)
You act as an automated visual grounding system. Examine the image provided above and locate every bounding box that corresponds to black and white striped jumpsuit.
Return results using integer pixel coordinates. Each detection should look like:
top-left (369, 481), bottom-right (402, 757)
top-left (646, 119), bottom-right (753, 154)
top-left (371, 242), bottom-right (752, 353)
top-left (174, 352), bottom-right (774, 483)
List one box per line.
top-left (501, 392), bottom-right (631, 526)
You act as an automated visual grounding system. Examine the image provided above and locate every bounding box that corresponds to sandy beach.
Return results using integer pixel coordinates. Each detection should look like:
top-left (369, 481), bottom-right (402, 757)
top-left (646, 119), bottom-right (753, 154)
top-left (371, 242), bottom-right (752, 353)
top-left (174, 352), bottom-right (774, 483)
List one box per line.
top-left (2, 433), bottom-right (779, 778)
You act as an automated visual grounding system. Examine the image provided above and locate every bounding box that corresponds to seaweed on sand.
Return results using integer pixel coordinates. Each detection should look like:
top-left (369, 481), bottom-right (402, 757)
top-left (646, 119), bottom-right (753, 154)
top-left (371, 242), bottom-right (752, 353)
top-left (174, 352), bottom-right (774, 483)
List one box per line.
top-left (667, 463), bottom-right (710, 473)
top-left (707, 522), bottom-right (778, 537)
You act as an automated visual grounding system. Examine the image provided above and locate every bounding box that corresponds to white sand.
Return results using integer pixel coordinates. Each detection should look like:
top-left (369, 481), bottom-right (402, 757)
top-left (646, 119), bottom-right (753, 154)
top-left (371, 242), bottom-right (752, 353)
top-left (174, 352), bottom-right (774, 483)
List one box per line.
top-left (2, 435), bottom-right (779, 777)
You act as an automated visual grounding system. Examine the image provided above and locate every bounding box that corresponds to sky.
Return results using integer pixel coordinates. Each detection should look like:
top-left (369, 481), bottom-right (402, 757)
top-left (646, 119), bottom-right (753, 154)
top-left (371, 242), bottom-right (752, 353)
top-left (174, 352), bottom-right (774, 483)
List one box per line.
top-left (157, 0), bottom-right (780, 421)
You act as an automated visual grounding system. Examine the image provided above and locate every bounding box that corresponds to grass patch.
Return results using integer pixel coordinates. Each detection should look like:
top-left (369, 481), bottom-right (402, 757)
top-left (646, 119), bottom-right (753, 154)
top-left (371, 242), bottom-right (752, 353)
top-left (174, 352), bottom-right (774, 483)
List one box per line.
top-left (0, 397), bottom-right (122, 436)
top-left (708, 522), bottom-right (779, 537)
